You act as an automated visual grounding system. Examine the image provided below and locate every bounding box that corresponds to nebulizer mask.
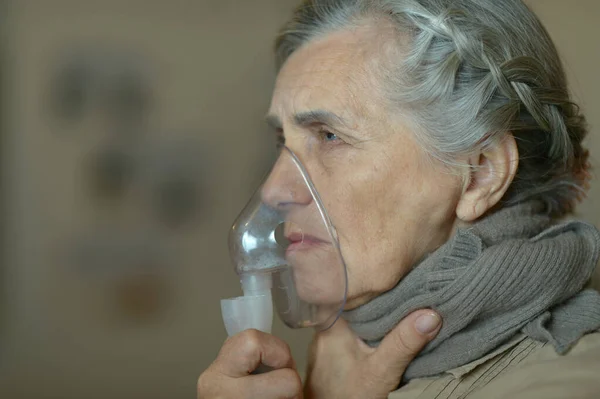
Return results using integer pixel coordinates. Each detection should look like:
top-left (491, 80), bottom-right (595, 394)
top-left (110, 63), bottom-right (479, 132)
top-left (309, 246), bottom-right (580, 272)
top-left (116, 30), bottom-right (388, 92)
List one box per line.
top-left (221, 146), bottom-right (348, 336)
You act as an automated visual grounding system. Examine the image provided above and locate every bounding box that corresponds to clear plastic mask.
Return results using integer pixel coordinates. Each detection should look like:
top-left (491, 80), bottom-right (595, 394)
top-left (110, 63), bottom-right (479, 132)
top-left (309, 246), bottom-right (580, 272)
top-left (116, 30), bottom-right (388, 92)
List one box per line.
top-left (221, 146), bottom-right (348, 336)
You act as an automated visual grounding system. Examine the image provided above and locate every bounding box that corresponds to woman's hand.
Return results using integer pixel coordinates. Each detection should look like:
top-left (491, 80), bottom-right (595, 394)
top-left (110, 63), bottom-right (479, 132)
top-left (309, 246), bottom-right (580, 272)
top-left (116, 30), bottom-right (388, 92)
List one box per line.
top-left (304, 310), bottom-right (441, 399)
top-left (197, 329), bottom-right (302, 399)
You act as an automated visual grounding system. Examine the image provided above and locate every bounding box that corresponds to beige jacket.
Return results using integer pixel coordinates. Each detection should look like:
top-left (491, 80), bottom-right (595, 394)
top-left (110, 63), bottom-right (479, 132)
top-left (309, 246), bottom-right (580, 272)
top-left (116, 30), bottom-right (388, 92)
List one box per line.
top-left (389, 331), bottom-right (600, 399)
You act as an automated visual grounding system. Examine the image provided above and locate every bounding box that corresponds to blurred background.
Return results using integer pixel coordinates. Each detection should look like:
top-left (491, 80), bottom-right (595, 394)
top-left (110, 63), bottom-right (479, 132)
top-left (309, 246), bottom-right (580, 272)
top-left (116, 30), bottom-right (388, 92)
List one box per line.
top-left (0, 1), bottom-right (597, 398)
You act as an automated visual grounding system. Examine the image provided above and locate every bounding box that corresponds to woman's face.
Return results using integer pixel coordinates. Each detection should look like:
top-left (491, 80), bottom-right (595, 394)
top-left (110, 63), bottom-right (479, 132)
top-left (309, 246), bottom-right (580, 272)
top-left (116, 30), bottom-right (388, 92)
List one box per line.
top-left (264, 26), bottom-right (465, 309)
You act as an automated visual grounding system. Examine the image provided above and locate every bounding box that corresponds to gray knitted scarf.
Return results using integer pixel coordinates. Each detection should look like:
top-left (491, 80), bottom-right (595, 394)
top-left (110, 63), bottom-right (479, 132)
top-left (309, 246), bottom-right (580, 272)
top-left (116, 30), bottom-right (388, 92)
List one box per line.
top-left (343, 201), bottom-right (600, 381)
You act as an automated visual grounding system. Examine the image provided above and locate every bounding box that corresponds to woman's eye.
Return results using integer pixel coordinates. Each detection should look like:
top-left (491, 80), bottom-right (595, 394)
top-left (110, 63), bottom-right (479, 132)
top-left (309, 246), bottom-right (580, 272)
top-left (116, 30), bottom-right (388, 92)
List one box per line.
top-left (321, 130), bottom-right (339, 142)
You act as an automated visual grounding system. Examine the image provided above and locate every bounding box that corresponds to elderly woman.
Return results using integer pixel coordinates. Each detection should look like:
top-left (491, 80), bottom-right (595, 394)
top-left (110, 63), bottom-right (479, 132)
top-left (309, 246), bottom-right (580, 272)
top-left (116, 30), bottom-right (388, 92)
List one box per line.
top-left (198, 0), bottom-right (600, 398)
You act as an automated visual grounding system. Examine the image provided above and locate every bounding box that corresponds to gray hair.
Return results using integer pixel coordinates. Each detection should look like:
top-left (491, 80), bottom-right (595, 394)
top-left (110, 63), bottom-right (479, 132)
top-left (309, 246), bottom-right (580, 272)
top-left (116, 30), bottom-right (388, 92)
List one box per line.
top-left (275, 0), bottom-right (590, 217)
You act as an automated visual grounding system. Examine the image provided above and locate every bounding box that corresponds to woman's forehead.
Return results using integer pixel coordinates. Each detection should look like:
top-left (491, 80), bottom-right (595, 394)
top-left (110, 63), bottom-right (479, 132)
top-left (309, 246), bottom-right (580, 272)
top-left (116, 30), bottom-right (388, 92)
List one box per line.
top-left (269, 31), bottom-right (390, 127)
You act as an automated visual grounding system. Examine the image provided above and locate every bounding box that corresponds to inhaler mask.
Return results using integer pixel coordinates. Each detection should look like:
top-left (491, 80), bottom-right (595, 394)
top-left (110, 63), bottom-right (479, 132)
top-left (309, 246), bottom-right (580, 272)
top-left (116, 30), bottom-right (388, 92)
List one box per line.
top-left (221, 146), bottom-right (348, 336)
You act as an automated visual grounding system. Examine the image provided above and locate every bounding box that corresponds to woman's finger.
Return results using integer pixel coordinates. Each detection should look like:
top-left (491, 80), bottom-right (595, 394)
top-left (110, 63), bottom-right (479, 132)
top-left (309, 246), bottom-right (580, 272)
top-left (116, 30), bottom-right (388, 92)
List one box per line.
top-left (213, 329), bottom-right (295, 377)
top-left (239, 368), bottom-right (303, 399)
top-left (370, 310), bottom-right (441, 376)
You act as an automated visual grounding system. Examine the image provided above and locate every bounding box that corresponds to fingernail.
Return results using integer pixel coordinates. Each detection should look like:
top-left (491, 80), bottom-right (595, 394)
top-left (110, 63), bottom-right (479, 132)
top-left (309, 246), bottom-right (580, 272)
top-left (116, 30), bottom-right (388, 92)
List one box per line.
top-left (415, 312), bottom-right (441, 335)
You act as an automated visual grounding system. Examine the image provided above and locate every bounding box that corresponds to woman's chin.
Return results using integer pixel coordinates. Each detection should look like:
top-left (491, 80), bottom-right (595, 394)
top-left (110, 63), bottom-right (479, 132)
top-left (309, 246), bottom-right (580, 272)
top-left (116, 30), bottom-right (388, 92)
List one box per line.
top-left (293, 272), bottom-right (346, 306)
top-left (286, 248), bottom-right (346, 305)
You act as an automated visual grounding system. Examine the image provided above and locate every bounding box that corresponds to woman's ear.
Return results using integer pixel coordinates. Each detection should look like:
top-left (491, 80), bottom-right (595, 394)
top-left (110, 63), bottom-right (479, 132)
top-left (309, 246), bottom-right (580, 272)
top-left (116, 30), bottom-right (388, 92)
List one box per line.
top-left (456, 134), bottom-right (519, 222)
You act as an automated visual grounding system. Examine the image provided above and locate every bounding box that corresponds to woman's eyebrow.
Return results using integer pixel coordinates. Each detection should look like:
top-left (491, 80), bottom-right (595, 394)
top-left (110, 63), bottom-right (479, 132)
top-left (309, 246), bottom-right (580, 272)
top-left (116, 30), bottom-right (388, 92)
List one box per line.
top-left (265, 110), bottom-right (352, 130)
top-left (293, 110), bottom-right (350, 129)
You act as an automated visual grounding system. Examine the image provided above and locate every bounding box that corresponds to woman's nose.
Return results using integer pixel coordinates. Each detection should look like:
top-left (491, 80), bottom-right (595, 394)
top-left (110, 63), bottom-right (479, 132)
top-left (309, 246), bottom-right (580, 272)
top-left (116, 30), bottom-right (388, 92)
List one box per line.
top-left (261, 153), bottom-right (313, 209)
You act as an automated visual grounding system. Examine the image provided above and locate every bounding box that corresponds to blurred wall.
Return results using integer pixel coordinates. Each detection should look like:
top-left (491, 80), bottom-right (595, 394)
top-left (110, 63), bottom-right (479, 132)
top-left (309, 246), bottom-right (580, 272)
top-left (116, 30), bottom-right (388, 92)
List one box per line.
top-left (0, 1), bottom-right (307, 399)
top-left (525, 0), bottom-right (600, 285)
top-left (0, 1), bottom-right (598, 399)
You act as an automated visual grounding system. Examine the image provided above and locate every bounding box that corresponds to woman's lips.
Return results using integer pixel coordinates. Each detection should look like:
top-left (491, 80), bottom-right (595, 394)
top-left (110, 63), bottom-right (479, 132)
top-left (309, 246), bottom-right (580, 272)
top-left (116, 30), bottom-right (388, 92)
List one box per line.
top-left (285, 232), bottom-right (328, 253)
